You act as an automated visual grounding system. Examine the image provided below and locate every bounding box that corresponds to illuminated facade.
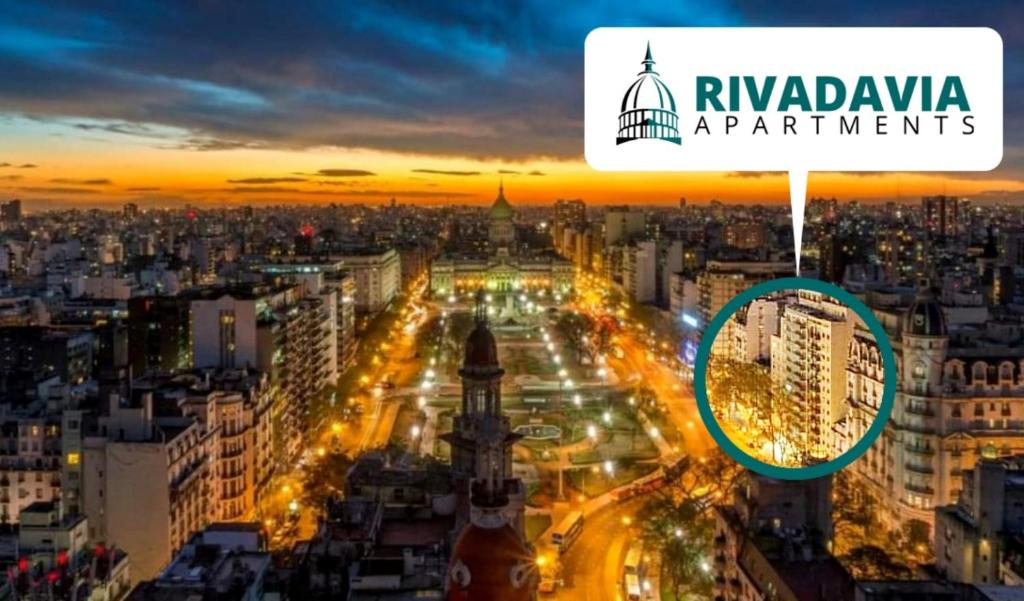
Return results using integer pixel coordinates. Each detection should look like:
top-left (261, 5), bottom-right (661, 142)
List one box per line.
top-left (845, 288), bottom-right (1024, 534)
top-left (430, 185), bottom-right (574, 296)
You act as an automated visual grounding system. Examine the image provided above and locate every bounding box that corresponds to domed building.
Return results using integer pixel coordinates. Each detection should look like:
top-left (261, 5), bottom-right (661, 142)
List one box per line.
top-left (489, 182), bottom-right (516, 249)
top-left (430, 184), bottom-right (574, 298)
top-left (617, 43), bottom-right (681, 145)
top-left (841, 280), bottom-right (1024, 540)
top-left (443, 291), bottom-right (536, 600)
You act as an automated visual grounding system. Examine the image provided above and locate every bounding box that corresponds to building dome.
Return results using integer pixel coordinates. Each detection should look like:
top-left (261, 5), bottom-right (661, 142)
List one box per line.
top-left (617, 43), bottom-right (680, 145)
top-left (490, 183), bottom-right (514, 221)
top-left (465, 322), bottom-right (499, 366)
top-left (903, 287), bottom-right (947, 337)
top-left (448, 521), bottom-right (535, 601)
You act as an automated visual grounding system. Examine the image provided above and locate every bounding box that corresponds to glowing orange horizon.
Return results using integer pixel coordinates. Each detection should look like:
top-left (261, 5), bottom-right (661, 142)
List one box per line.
top-left (1, 138), bottom-right (1021, 209)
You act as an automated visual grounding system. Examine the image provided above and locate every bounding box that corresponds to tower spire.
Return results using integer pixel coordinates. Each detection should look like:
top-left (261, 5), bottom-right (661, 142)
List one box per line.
top-left (642, 41), bottom-right (656, 73)
top-left (474, 288), bottom-right (488, 325)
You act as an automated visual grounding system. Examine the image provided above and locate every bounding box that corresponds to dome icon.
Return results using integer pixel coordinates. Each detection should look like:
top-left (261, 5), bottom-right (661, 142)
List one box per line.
top-left (617, 43), bottom-right (681, 146)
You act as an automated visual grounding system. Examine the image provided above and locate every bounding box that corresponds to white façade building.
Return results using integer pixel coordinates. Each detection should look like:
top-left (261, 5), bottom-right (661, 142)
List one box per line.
top-left (430, 185), bottom-right (574, 296)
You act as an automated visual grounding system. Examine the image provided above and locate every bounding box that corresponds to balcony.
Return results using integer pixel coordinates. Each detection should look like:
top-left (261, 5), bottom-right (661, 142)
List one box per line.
top-left (905, 462), bottom-right (934, 475)
top-left (905, 444), bottom-right (935, 456)
top-left (905, 403), bottom-right (935, 417)
top-left (905, 482), bottom-right (934, 495)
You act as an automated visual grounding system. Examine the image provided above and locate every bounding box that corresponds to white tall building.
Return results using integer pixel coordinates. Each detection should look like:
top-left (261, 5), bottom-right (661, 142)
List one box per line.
top-left (336, 248), bottom-right (401, 313)
top-left (82, 393), bottom-right (214, 585)
top-left (716, 298), bottom-right (780, 364)
top-left (623, 241), bottom-right (657, 304)
top-left (771, 291), bottom-right (853, 460)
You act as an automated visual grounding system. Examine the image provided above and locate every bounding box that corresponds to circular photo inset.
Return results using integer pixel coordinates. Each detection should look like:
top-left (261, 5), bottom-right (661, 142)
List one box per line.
top-left (694, 277), bottom-right (896, 480)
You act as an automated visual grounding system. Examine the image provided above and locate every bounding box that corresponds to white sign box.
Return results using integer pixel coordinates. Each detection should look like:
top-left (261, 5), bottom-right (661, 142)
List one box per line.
top-left (584, 27), bottom-right (1003, 173)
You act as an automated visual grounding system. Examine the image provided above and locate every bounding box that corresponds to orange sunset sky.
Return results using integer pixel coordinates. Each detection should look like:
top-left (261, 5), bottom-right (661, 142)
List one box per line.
top-left (1, 3), bottom-right (1022, 210)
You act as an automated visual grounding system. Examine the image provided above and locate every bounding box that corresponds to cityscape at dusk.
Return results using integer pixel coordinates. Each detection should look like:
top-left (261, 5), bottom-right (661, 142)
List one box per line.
top-left (2, 2), bottom-right (1024, 601)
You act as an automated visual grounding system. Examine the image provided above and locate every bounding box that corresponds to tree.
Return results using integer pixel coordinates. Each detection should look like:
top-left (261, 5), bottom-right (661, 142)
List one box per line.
top-left (832, 470), bottom-right (879, 555)
top-left (839, 545), bottom-right (913, 580)
top-left (444, 312), bottom-right (476, 371)
top-left (556, 311), bottom-right (597, 364)
top-left (639, 494), bottom-right (713, 600)
top-left (301, 450), bottom-right (355, 511)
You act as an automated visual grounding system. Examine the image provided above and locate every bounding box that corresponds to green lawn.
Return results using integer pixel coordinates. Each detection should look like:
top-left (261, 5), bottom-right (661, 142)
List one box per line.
top-left (525, 514), bottom-right (552, 544)
top-left (564, 461), bottom-right (659, 497)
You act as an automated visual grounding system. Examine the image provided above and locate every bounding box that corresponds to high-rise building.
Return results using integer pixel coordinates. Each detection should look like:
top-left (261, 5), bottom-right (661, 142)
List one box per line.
top-left (553, 199), bottom-right (586, 254)
top-left (127, 296), bottom-right (191, 375)
top-left (0, 199), bottom-right (22, 230)
top-left (696, 260), bottom-right (794, 326)
top-left (336, 247), bottom-right (401, 313)
top-left (82, 393), bottom-right (214, 584)
top-left (722, 222), bottom-right (768, 251)
top-left (770, 291), bottom-right (853, 459)
top-left (604, 207), bottom-right (645, 247)
top-left (623, 241), bottom-right (657, 304)
top-left (923, 195), bottom-right (960, 239)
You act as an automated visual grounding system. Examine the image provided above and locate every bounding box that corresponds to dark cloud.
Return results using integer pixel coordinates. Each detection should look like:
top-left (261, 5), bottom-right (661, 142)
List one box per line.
top-left (498, 169), bottom-right (520, 174)
top-left (0, 1), bottom-right (1020, 176)
top-left (0, 163), bottom-right (9, 167)
top-left (0, 175), bottom-right (22, 182)
top-left (19, 186), bottom-right (98, 194)
top-left (126, 186), bottom-right (161, 191)
top-left (219, 185), bottom-right (470, 198)
top-left (171, 138), bottom-right (264, 152)
top-left (227, 177), bottom-right (307, 184)
top-left (18, 164), bottom-right (37, 169)
top-left (49, 178), bottom-right (112, 185)
top-left (528, 170), bottom-right (546, 176)
top-left (412, 169), bottom-right (480, 176)
top-left (311, 169), bottom-right (376, 177)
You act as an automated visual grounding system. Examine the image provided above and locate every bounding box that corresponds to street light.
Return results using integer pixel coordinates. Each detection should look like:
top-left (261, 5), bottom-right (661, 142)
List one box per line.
top-left (603, 460), bottom-right (614, 475)
top-left (411, 425), bottom-right (421, 438)
top-left (602, 411), bottom-right (612, 425)
top-left (587, 424), bottom-right (597, 440)
top-left (572, 394), bottom-right (582, 407)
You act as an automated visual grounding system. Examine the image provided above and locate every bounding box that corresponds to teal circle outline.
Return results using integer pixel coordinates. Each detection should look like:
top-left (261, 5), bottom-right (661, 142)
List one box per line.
top-left (693, 276), bottom-right (896, 480)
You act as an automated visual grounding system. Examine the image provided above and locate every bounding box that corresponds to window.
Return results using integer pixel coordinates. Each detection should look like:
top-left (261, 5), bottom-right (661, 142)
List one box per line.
top-left (66, 452), bottom-right (80, 466)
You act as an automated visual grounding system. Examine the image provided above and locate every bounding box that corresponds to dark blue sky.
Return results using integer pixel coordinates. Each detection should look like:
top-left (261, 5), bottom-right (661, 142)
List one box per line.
top-left (0, 1), bottom-right (1021, 178)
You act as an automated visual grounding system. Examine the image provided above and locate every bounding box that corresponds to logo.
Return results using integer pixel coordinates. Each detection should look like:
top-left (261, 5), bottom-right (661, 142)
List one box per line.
top-left (616, 43), bottom-right (681, 146)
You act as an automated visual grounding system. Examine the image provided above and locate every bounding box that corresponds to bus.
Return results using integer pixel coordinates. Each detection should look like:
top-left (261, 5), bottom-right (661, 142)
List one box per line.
top-left (551, 510), bottom-right (584, 554)
top-left (623, 541), bottom-right (645, 580)
top-left (624, 574), bottom-right (643, 601)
